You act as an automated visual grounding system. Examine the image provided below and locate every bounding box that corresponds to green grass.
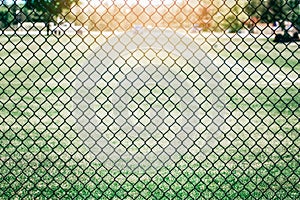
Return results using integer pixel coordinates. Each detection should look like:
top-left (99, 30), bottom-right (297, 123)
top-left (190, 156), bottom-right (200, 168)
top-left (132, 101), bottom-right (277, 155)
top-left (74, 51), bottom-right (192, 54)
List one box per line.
top-left (1, 34), bottom-right (300, 199)
top-left (197, 37), bottom-right (300, 73)
top-left (1, 157), bottom-right (299, 199)
top-left (219, 38), bottom-right (299, 70)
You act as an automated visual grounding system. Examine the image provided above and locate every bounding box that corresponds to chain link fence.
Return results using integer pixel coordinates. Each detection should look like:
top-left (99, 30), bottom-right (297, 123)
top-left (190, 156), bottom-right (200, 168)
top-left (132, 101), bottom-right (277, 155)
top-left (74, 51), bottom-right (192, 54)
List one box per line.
top-left (1, 0), bottom-right (299, 199)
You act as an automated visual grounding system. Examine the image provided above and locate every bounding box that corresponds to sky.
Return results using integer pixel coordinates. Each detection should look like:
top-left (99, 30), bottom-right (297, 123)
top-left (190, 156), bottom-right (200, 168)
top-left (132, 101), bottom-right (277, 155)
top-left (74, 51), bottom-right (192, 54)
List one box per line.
top-left (2, 0), bottom-right (181, 7)
top-left (1, 0), bottom-right (186, 8)
top-left (88, 0), bottom-right (179, 7)
top-left (2, 0), bottom-right (26, 5)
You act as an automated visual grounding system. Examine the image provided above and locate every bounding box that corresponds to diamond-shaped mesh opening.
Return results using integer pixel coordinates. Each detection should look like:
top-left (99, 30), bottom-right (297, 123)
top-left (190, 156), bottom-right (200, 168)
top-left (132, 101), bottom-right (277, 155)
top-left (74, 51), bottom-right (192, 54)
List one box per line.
top-left (1, 0), bottom-right (299, 199)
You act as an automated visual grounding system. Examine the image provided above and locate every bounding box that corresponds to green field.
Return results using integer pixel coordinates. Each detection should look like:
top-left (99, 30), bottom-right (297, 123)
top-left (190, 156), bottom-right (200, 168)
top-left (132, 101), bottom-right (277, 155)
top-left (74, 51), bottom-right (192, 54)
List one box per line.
top-left (0, 33), bottom-right (299, 199)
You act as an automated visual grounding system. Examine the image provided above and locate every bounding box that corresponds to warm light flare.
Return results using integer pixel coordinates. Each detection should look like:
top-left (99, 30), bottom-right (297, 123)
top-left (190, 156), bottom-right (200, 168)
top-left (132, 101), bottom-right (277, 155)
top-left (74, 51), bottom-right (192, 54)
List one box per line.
top-left (85, 0), bottom-right (180, 7)
top-left (71, 0), bottom-right (219, 32)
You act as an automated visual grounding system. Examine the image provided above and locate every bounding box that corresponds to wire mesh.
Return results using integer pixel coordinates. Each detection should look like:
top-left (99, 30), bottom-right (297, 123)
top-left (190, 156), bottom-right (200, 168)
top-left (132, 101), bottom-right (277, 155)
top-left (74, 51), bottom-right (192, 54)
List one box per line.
top-left (0, 0), bottom-right (299, 199)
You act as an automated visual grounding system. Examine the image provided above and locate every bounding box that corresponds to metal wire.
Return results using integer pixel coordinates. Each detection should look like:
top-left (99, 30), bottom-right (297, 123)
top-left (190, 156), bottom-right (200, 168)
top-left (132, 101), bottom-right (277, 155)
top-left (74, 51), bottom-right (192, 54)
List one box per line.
top-left (0, 0), bottom-right (299, 199)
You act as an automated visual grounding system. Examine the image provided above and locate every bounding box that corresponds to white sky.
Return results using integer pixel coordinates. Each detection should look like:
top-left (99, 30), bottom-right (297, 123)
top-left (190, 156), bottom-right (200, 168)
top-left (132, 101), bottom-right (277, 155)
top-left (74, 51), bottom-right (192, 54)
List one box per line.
top-left (2, 0), bottom-right (26, 5)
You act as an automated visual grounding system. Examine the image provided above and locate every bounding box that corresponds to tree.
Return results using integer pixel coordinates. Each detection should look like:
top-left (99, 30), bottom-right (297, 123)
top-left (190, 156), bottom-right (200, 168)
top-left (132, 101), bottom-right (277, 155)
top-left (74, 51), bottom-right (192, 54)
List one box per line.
top-left (0, 1), bottom-right (25, 29)
top-left (0, 6), bottom-right (14, 29)
top-left (265, 0), bottom-right (299, 32)
top-left (246, 0), bottom-right (300, 40)
top-left (25, 0), bottom-right (79, 34)
top-left (221, 5), bottom-right (244, 33)
top-left (196, 6), bottom-right (213, 31)
top-left (245, 0), bottom-right (268, 20)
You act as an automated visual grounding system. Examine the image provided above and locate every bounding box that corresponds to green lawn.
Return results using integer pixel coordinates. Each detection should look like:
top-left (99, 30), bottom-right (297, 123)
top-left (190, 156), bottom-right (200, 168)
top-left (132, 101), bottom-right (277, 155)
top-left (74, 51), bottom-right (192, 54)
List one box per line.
top-left (0, 34), bottom-right (299, 199)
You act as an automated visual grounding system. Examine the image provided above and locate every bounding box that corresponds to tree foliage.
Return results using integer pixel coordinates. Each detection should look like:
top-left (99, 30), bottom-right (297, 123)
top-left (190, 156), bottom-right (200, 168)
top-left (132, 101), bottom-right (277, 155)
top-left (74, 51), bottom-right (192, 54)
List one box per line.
top-left (25, 0), bottom-right (78, 22)
top-left (221, 5), bottom-right (244, 33)
top-left (264, 0), bottom-right (298, 23)
top-left (246, 0), bottom-right (300, 31)
top-left (245, 0), bottom-right (268, 20)
top-left (0, 0), bottom-right (79, 29)
top-left (24, 0), bottom-right (78, 34)
top-left (0, 2), bottom-right (26, 28)
top-left (0, 6), bottom-right (14, 28)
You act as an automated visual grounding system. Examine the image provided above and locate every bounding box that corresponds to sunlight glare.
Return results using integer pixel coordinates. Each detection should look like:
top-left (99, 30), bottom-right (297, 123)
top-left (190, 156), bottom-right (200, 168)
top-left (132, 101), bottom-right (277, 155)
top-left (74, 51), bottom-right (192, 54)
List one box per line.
top-left (88, 0), bottom-right (178, 7)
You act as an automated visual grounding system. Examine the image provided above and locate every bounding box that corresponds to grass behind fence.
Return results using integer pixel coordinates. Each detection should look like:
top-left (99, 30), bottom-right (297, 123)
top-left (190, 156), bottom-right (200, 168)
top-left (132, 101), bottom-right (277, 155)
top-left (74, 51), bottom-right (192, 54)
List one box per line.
top-left (0, 34), bottom-right (299, 199)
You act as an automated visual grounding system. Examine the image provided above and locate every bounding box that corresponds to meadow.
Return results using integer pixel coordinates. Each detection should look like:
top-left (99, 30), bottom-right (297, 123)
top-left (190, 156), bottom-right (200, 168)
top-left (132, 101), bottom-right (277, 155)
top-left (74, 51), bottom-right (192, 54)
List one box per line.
top-left (0, 32), bottom-right (299, 199)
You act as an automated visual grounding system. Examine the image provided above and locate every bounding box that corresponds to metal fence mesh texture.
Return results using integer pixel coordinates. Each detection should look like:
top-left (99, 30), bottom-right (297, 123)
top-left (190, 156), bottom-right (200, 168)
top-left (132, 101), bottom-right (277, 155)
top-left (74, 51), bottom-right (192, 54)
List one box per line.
top-left (0, 0), bottom-right (299, 199)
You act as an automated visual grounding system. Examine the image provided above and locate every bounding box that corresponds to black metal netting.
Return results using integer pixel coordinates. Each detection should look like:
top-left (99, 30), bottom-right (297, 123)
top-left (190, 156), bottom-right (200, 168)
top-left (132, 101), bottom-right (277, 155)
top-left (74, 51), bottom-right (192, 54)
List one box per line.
top-left (0, 0), bottom-right (299, 199)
